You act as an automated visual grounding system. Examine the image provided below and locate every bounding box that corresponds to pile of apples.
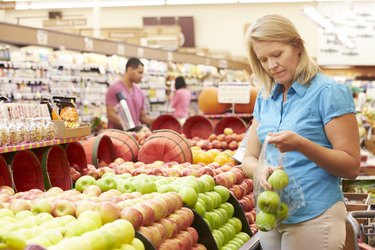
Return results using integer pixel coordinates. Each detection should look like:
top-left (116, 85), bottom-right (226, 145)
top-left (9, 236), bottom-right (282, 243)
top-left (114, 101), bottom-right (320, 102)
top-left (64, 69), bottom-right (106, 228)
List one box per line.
top-left (0, 186), bottom-right (142, 250)
top-left (187, 128), bottom-right (245, 151)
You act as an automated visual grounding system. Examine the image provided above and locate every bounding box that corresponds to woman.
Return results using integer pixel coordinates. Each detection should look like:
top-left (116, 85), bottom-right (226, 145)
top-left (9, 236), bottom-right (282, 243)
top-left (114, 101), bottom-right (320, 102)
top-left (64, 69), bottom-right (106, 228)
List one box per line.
top-left (170, 76), bottom-right (191, 123)
top-left (241, 14), bottom-right (360, 250)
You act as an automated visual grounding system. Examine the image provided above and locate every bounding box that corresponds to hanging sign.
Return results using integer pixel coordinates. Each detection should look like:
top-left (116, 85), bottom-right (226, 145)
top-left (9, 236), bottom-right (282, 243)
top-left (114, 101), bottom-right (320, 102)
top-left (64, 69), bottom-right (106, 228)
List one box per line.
top-left (218, 82), bottom-right (251, 104)
top-left (37, 30), bottom-right (48, 45)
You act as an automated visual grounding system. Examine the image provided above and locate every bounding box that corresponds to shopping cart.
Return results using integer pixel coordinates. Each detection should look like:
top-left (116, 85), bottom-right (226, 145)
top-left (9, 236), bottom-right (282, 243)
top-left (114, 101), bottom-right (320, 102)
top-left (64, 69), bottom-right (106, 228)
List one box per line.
top-left (346, 210), bottom-right (375, 250)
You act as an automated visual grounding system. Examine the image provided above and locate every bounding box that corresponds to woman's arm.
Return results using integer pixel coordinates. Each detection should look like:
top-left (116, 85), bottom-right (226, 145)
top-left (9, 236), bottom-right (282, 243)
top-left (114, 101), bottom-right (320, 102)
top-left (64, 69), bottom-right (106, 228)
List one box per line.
top-left (268, 113), bottom-right (360, 179)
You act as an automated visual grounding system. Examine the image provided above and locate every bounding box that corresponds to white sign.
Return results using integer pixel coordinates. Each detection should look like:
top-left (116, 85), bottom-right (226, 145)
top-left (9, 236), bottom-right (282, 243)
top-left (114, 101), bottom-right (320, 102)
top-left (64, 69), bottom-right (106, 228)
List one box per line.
top-left (117, 44), bottom-right (125, 55)
top-left (218, 82), bottom-right (251, 104)
top-left (84, 37), bottom-right (93, 51)
top-left (37, 30), bottom-right (48, 45)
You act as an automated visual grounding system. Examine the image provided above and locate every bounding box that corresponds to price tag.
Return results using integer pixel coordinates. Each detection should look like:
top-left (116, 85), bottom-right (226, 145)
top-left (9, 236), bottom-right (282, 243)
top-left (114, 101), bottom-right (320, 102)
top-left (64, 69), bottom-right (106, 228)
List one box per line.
top-left (137, 47), bottom-right (144, 58)
top-left (167, 52), bottom-right (173, 62)
top-left (84, 37), bottom-right (93, 51)
top-left (117, 44), bottom-right (125, 55)
top-left (218, 82), bottom-right (251, 104)
top-left (37, 30), bottom-right (48, 45)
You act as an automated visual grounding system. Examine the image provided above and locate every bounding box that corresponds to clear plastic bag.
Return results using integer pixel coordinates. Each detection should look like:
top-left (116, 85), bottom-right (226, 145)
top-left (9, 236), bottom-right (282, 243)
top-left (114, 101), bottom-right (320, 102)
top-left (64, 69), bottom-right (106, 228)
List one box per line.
top-left (254, 135), bottom-right (305, 231)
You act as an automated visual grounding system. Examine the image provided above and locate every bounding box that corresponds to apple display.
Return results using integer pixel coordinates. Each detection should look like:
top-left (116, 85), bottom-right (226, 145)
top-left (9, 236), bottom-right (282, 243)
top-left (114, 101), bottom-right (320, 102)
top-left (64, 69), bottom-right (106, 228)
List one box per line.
top-left (31, 199), bottom-right (53, 214)
top-left (257, 190), bottom-right (281, 213)
top-left (268, 169), bottom-right (289, 190)
top-left (82, 185), bottom-right (102, 197)
top-left (133, 178), bottom-right (157, 194)
top-left (120, 207), bottom-right (143, 229)
top-left (77, 210), bottom-right (102, 228)
top-left (9, 199), bottom-right (31, 213)
top-left (116, 180), bottom-right (136, 193)
top-left (97, 176), bottom-right (118, 192)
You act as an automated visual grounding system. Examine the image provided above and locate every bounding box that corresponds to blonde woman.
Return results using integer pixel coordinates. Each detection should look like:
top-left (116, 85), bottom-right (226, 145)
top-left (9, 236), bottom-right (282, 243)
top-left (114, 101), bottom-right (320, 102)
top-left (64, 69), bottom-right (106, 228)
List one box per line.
top-left (241, 14), bottom-right (360, 250)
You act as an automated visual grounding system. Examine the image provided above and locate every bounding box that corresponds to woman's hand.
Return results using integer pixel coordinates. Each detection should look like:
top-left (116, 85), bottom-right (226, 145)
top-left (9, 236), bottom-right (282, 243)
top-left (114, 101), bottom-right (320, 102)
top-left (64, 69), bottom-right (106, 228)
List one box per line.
top-left (267, 130), bottom-right (302, 153)
top-left (258, 166), bottom-right (284, 190)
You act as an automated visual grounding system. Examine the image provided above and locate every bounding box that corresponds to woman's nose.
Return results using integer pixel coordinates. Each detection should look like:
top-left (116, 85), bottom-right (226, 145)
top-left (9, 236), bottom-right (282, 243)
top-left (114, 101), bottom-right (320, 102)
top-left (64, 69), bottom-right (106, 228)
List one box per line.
top-left (268, 59), bottom-right (278, 69)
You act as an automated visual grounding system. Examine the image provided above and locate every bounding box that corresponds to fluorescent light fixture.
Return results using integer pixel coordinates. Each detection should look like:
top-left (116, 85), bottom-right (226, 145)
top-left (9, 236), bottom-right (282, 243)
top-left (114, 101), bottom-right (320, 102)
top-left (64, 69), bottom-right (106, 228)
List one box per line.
top-left (239, 0), bottom-right (313, 2)
top-left (337, 33), bottom-right (356, 49)
top-left (303, 6), bottom-right (356, 49)
top-left (303, 6), bottom-right (334, 30)
top-left (166, 0), bottom-right (237, 4)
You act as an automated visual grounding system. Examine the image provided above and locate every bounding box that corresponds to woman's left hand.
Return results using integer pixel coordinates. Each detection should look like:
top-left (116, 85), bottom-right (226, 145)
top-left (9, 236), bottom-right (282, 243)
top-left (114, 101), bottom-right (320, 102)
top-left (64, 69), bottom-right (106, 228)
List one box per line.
top-left (267, 130), bottom-right (302, 153)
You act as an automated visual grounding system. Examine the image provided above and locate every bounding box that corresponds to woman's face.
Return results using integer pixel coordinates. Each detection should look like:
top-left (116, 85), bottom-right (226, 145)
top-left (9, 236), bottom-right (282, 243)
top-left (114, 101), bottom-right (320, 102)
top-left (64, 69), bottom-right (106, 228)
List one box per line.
top-left (252, 40), bottom-right (301, 86)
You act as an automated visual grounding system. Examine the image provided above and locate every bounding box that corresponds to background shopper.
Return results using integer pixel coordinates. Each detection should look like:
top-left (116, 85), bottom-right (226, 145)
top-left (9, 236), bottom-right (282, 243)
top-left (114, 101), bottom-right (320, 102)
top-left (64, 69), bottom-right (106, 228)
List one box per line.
top-left (241, 14), bottom-right (360, 250)
top-left (106, 57), bottom-right (154, 129)
top-left (170, 76), bottom-right (192, 123)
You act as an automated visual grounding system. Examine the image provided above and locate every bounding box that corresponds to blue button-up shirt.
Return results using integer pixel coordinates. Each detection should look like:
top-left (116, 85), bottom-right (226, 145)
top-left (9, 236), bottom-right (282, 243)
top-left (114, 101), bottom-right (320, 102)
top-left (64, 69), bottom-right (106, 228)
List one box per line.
top-left (253, 73), bottom-right (355, 223)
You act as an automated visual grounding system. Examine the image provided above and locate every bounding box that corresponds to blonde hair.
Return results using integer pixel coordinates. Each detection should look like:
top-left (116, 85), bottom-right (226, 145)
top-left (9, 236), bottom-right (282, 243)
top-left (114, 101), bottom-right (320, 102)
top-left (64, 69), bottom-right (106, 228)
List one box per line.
top-left (245, 14), bottom-right (321, 98)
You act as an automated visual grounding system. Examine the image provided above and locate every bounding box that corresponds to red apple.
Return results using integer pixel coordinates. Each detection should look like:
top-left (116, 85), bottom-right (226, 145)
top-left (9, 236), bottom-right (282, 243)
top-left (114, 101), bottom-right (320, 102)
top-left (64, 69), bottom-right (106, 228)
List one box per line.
top-left (134, 203), bottom-right (155, 226)
top-left (120, 207), bottom-right (143, 229)
top-left (96, 201), bottom-right (120, 224)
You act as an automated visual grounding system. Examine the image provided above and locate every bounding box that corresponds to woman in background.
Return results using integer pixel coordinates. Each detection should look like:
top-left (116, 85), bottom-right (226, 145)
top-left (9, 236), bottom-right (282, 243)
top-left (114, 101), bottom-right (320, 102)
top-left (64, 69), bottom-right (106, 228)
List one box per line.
top-left (170, 76), bottom-right (192, 124)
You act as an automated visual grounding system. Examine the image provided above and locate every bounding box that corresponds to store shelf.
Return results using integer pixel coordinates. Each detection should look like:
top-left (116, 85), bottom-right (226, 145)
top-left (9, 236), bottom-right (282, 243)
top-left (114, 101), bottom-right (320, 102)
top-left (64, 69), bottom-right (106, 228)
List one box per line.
top-left (0, 21), bottom-right (250, 71)
top-left (0, 137), bottom-right (85, 154)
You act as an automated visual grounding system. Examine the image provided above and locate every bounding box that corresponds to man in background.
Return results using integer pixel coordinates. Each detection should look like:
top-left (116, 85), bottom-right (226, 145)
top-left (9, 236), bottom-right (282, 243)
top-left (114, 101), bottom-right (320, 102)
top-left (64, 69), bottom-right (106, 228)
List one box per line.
top-left (106, 57), bottom-right (154, 129)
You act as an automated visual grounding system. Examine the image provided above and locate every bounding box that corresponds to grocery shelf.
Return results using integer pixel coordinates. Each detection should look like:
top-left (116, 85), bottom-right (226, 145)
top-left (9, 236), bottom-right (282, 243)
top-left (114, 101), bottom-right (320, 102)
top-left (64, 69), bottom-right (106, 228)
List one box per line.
top-left (0, 137), bottom-right (85, 154)
top-left (0, 21), bottom-right (250, 71)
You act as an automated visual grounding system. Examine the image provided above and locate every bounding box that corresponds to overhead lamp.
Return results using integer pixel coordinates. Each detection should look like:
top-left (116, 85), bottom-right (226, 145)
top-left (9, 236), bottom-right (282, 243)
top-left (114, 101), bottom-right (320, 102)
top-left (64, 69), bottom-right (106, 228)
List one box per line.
top-left (166, 0), bottom-right (237, 4)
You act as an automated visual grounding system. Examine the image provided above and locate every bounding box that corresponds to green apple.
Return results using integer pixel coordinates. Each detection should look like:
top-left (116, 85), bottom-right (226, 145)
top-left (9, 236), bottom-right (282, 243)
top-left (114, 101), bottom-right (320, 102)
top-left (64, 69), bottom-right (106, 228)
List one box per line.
top-left (212, 229), bottom-right (224, 248)
top-left (214, 185), bottom-right (230, 203)
top-left (215, 208), bottom-right (228, 224)
top-left (0, 208), bottom-right (14, 218)
top-left (228, 239), bottom-right (242, 249)
top-left (117, 180), bottom-right (136, 193)
top-left (14, 210), bottom-right (34, 220)
top-left (74, 175), bottom-right (97, 192)
top-left (236, 232), bottom-right (250, 242)
top-left (157, 184), bottom-right (176, 193)
top-left (97, 176), bottom-right (118, 192)
top-left (268, 169), bottom-right (289, 190)
top-left (206, 191), bottom-right (222, 209)
top-left (227, 217), bottom-right (242, 233)
top-left (31, 199), bottom-right (53, 214)
top-left (178, 187), bottom-right (198, 208)
top-left (26, 235), bottom-right (52, 247)
top-left (40, 229), bottom-right (63, 245)
top-left (134, 179), bottom-right (157, 194)
top-left (204, 218), bottom-right (212, 231)
top-left (218, 226), bottom-right (230, 245)
top-left (220, 203), bottom-right (234, 218)
top-left (194, 200), bottom-right (206, 216)
top-left (131, 238), bottom-right (145, 250)
top-left (198, 193), bottom-right (214, 212)
top-left (222, 223), bottom-right (236, 241)
top-left (257, 190), bottom-right (281, 213)
top-left (112, 219), bottom-right (135, 244)
top-left (277, 202), bottom-right (289, 221)
top-left (120, 243), bottom-right (136, 250)
top-left (199, 175), bottom-right (215, 191)
top-left (82, 231), bottom-right (108, 250)
top-left (77, 210), bottom-right (102, 228)
top-left (256, 210), bottom-right (277, 232)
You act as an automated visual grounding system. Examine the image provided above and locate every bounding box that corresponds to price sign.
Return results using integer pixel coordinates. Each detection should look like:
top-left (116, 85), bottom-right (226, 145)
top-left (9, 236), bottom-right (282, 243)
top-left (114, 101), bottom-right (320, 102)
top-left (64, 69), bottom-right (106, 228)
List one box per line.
top-left (117, 44), bottom-right (125, 55)
top-left (37, 30), bottom-right (48, 45)
top-left (84, 37), bottom-right (93, 51)
top-left (137, 47), bottom-right (144, 58)
top-left (218, 82), bottom-right (251, 104)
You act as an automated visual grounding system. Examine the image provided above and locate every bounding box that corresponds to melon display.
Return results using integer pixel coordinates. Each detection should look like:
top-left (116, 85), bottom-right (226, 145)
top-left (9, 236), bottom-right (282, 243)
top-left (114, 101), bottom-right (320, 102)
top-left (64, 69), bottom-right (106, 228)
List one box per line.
top-left (198, 87), bottom-right (230, 114)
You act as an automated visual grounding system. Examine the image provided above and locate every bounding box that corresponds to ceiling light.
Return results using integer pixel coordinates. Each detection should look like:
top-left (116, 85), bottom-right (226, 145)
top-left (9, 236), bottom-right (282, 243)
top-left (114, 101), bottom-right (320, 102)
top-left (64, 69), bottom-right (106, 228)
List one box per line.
top-left (166, 0), bottom-right (237, 5)
top-left (239, 0), bottom-right (313, 2)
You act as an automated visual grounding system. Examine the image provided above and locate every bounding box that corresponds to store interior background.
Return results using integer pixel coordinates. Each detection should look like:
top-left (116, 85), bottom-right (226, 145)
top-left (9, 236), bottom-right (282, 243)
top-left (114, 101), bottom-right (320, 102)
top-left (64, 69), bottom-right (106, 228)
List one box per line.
top-left (2, 0), bottom-right (374, 65)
